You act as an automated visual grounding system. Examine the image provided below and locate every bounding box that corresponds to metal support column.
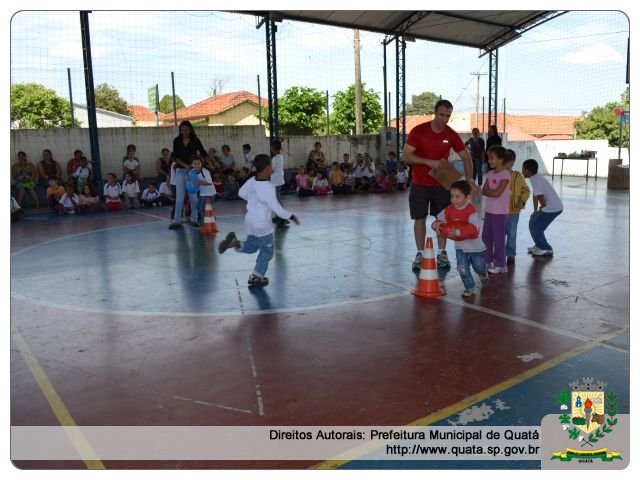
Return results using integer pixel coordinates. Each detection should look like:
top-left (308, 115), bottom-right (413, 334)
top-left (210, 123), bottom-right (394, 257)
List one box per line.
top-left (263, 16), bottom-right (279, 142)
top-left (395, 36), bottom-right (406, 158)
top-left (488, 48), bottom-right (499, 129)
top-left (383, 37), bottom-right (388, 127)
top-left (79, 11), bottom-right (103, 190)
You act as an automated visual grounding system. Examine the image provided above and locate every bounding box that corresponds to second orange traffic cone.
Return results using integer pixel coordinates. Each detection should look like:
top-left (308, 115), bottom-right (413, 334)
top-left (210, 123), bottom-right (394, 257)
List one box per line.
top-left (200, 197), bottom-right (219, 234)
top-left (412, 237), bottom-right (445, 297)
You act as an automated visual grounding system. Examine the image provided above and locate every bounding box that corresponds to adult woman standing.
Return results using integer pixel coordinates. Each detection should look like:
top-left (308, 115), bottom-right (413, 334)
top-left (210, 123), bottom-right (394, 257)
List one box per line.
top-left (37, 149), bottom-right (63, 187)
top-left (169, 120), bottom-right (208, 229)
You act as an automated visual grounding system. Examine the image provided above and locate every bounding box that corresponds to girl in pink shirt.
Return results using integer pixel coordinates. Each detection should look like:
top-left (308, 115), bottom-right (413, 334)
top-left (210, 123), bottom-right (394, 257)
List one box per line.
top-left (482, 146), bottom-right (511, 273)
top-left (295, 166), bottom-right (314, 197)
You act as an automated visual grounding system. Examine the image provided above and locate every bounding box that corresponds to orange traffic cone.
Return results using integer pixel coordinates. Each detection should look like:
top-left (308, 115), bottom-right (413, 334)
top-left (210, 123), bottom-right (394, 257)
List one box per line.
top-left (412, 237), bottom-right (445, 297)
top-left (200, 197), bottom-right (219, 234)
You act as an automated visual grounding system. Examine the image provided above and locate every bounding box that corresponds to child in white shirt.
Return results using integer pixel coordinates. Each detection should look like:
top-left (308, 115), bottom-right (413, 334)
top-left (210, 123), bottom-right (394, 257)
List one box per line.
top-left (218, 154), bottom-right (299, 287)
top-left (141, 182), bottom-right (161, 207)
top-left (103, 173), bottom-right (123, 211)
top-left (191, 156), bottom-right (214, 226)
top-left (122, 172), bottom-right (140, 209)
top-left (396, 161), bottom-right (409, 190)
top-left (312, 170), bottom-right (331, 195)
top-left (57, 184), bottom-right (80, 215)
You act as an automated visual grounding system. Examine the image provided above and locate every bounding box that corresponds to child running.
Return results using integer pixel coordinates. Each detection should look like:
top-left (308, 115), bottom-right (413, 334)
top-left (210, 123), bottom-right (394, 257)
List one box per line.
top-left (218, 154), bottom-right (300, 287)
top-left (433, 180), bottom-right (488, 297)
top-left (482, 145), bottom-right (511, 273)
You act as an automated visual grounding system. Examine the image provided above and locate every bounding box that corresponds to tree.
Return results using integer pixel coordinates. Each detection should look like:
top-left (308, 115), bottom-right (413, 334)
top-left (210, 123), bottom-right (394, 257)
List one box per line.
top-left (575, 88), bottom-right (629, 148)
top-left (10, 83), bottom-right (77, 129)
top-left (158, 94), bottom-right (185, 114)
top-left (258, 86), bottom-right (326, 135)
top-left (406, 91), bottom-right (440, 115)
top-left (94, 83), bottom-right (130, 115)
top-left (330, 83), bottom-right (383, 134)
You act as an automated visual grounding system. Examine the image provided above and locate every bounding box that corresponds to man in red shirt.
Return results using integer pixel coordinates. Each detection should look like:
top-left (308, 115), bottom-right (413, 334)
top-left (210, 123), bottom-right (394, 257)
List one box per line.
top-left (402, 99), bottom-right (477, 270)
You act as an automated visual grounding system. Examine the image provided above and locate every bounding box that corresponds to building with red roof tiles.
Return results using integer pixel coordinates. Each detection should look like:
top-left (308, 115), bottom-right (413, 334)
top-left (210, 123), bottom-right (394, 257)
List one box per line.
top-left (158, 91), bottom-right (268, 127)
top-left (129, 105), bottom-right (157, 127)
top-left (395, 113), bottom-right (581, 141)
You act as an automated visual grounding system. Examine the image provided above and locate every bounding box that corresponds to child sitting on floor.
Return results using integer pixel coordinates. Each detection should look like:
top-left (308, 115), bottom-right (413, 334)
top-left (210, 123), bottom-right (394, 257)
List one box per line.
top-left (56, 184), bottom-right (80, 215)
top-left (141, 182), bottom-right (161, 207)
top-left (312, 170), bottom-right (331, 195)
top-left (103, 173), bottom-right (123, 211)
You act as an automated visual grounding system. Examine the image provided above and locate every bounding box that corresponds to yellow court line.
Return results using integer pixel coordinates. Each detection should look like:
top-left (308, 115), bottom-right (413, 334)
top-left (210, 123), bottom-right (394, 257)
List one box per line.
top-left (11, 324), bottom-right (105, 469)
top-left (310, 338), bottom-right (604, 470)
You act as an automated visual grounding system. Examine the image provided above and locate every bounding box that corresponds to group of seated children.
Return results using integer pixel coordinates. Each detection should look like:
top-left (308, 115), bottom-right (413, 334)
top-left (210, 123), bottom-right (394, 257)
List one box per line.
top-left (293, 151), bottom-right (410, 196)
top-left (44, 177), bottom-right (103, 215)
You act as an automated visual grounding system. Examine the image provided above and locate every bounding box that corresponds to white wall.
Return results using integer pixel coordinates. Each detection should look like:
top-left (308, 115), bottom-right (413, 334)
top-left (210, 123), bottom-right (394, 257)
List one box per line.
top-left (10, 126), bottom-right (394, 181)
top-left (506, 139), bottom-right (610, 177)
top-left (10, 126), bottom-right (618, 182)
top-left (454, 133), bottom-right (613, 178)
top-left (10, 125), bottom-right (270, 182)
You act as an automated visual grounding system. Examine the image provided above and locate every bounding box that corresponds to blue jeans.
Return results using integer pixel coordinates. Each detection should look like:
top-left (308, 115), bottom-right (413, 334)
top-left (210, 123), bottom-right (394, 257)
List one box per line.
top-left (455, 249), bottom-right (487, 290)
top-left (173, 168), bottom-right (199, 223)
top-left (472, 157), bottom-right (483, 185)
top-left (239, 233), bottom-right (274, 277)
top-left (505, 213), bottom-right (520, 257)
top-left (529, 210), bottom-right (562, 251)
top-left (197, 195), bottom-right (215, 222)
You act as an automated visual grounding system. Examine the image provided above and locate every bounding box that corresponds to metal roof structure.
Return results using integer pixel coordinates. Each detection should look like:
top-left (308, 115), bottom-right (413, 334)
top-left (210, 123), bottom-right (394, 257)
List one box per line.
top-left (253, 10), bottom-right (565, 54)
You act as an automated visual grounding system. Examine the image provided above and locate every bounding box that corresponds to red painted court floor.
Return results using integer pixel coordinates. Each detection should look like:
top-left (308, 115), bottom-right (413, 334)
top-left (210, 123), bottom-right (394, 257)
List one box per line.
top-left (10, 177), bottom-right (629, 469)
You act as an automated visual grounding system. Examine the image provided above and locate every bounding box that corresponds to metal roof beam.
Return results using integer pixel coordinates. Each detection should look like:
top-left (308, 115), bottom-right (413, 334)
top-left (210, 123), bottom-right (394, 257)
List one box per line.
top-left (437, 11), bottom-right (515, 29)
top-left (479, 11), bottom-right (567, 56)
top-left (384, 11), bottom-right (433, 44)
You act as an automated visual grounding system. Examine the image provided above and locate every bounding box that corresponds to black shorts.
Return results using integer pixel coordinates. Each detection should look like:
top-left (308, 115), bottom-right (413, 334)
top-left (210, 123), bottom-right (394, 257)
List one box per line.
top-left (409, 184), bottom-right (450, 219)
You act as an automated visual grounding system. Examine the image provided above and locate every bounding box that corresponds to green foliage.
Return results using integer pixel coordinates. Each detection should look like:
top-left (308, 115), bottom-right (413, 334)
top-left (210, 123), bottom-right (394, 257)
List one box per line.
top-left (575, 88), bottom-right (629, 148)
top-left (258, 86), bottom-right (326, 135)
top-left (94, 83), bottom-right (130, 115)
top-left (330, 83), bottom-right (384, 135)
top-left (406, 91), bottom-right (440, 115)
top-left (559, 413), bottom-right (570, 424)
top-left (556, 389), bottom-right (569, 405)
top-left (158, 94), bottom-right (185, 114)
top-left (568, 428), bottom-right (580, 440)
top-left (10, 83), bottom-right (78, 129)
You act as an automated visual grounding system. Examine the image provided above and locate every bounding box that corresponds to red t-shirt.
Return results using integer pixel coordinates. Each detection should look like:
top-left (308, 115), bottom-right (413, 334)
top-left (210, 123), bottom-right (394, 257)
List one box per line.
top-left (405, 122), bottom-right (465, 187)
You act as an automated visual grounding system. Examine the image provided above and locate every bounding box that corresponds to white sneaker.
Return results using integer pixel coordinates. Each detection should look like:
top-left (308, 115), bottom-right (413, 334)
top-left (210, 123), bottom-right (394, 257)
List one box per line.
top-left (488, 266), bottom-right (508, 274)
top-left (530, 247), bottom-right (553, 256)
top-left (461, 288), bottom-right (476, 297)
top-left (527, 246), bottom-right (537, 253)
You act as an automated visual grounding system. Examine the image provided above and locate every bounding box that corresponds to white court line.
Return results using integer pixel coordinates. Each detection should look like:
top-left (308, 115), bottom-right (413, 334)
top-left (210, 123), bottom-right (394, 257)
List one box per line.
top-left (311, 260), bottom-right (629, 353)
top-left (171, 395), bottom-right (252, 415)
top-left (10, 220), bottom-right (164, 258)
top-left (11, 214), bottom-right (629, 352)
top-left (246, 336), bottom-right (265, 417)
top-left (10, 290), bottom-right (408, 318)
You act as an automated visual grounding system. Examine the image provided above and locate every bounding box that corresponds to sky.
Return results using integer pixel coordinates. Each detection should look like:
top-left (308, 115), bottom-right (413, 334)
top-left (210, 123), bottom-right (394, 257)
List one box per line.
top-left (9, 9), bottom-right (629, 118)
